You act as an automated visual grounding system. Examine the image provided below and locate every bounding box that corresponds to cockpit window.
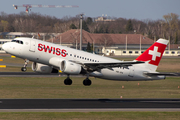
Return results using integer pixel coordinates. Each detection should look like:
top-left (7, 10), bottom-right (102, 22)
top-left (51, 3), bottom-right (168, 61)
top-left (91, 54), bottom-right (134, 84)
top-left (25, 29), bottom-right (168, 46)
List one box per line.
top-left (11, 40), bottom-right (16, 42)
top-left (11, 40), bottom-right (23, 44)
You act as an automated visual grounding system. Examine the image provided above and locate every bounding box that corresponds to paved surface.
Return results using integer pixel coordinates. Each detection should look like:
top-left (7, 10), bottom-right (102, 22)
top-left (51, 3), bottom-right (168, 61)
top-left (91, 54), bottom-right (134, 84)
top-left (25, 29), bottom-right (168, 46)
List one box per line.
top-left (0, 99), bottom-right (179, 112)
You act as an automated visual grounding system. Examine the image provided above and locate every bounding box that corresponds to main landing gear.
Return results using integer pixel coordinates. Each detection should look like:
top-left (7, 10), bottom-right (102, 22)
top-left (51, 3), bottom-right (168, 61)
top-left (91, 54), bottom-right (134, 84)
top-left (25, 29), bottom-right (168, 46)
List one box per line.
top-left (21, 59), bottom-right (29, 72)
top-left (64, 75), bottom-right (72, 85)
top-left (64, 76), bottom-right (92, 86)
top-left (83, 78), bottom-right (92, 86)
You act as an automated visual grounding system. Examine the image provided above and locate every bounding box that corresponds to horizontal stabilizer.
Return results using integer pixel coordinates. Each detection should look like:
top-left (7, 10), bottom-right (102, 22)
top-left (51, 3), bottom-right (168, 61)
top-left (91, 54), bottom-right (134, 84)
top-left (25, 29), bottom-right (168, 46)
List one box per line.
top-left (145, 72), bottom-right (180, 76)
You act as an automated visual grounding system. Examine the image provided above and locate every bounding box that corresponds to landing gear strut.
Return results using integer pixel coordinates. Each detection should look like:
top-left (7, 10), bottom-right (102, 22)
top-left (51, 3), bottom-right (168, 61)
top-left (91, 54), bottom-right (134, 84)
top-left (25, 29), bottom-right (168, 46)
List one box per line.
top-left (21, 59), bottom-right (29, 72)
top-left (64, 75), bottom-right (72, 85)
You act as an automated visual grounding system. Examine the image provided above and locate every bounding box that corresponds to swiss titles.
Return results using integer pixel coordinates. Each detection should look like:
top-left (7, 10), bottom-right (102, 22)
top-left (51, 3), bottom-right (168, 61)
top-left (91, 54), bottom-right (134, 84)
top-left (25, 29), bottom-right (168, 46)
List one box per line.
top-left (38, 43), bottom-right (66, 57)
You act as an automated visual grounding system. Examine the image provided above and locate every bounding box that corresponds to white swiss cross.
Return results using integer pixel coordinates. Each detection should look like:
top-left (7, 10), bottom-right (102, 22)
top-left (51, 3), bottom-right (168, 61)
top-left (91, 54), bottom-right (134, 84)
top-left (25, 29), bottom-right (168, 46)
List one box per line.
top-left (148, 46), bottom-right (161, 61)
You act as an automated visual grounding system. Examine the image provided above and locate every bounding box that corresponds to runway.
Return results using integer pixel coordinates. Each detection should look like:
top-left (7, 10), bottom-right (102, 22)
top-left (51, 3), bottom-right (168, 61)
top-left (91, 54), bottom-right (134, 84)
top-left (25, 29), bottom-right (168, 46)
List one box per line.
top-left (0, 99), bottom-right (180, 112)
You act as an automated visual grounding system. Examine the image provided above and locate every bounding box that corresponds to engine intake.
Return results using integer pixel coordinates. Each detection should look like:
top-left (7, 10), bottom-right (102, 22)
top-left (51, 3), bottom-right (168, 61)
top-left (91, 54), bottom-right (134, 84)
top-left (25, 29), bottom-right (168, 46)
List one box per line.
top-left (32, 62), bottom-right (58, 73)
top-left (61, 60), bottom-right (82, 75)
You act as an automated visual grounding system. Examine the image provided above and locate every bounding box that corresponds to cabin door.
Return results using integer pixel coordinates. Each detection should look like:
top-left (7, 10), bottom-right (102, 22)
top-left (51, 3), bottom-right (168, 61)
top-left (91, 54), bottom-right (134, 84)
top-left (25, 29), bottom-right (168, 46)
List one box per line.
top-left (29, 39), bottom-right (36, 52)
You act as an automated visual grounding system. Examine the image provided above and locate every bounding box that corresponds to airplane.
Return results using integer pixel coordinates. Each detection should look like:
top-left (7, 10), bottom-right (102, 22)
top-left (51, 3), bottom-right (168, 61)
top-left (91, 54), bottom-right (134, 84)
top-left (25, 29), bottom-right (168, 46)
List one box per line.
top-left (2, 37), bottom-right (174, 86)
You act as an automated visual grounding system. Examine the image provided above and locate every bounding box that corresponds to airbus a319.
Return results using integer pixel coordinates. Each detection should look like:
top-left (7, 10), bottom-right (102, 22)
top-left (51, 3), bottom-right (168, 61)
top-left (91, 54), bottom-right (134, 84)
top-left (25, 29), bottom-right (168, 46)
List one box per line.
top-left (2, 37), bottom-right (173, 86)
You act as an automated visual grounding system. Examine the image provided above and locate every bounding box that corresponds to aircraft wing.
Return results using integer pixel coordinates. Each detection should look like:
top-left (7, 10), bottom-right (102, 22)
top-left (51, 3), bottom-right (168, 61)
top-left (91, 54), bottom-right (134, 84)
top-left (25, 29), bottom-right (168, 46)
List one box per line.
top-left (144, 72), bottom-right (180, 76)
top-left (83, 61), bottom-right (144, 71)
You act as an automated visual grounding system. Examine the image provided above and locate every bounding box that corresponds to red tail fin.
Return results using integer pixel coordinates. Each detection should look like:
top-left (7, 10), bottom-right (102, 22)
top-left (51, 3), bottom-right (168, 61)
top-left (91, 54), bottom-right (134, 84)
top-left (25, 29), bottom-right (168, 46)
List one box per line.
top-left (135, 38), bottom-right (169, 67)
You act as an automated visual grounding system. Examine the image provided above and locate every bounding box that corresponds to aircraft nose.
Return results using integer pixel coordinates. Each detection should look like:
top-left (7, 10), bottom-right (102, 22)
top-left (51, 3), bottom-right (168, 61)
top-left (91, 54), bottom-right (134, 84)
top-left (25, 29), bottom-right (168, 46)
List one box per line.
top-left (2, 43), bottom-right (8, 52)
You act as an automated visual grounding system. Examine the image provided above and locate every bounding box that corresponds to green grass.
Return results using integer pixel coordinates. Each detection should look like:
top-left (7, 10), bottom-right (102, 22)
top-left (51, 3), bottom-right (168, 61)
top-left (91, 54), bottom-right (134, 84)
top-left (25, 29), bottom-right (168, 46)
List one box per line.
top-left (0, 77), bottom-right (179, 98)
top-left (0, 112), bottom-right (179, 120)
top-left (0, 56), bottom-right (26, 64)
top-left (0, 55), bottom-right (32, 72)
top-left (0, 56), bottom-right (180, 98)
top-left (0, 66), bottom-right (32, 72)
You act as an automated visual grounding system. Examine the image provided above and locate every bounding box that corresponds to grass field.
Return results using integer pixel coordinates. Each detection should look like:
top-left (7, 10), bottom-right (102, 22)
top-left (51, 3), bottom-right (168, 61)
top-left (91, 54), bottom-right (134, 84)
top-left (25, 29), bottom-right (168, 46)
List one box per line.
top-left (0, 77), bottom-right (179, 98)
top-left (0, 112), bottom-right (179, 120)
top-left (0, 55), bottom-right (180, 98)
top-left (0, 55), bottom-right (180, 119)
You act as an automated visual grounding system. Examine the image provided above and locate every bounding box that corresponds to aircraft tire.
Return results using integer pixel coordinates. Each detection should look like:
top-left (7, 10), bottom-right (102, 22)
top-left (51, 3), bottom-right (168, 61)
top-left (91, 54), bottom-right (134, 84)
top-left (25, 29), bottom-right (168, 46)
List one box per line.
top-left (64, 78), bottom-right (72, 85)
top-left (83, 78), bottom-right (92, 86)
top-left (21, 67), bottom-right (27, 72)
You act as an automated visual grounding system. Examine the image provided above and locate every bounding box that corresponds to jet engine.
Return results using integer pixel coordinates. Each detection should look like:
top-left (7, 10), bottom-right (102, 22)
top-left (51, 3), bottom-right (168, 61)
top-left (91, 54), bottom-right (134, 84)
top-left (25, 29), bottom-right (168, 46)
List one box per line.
top-left (61, 60), bottom-right (82, 75)
top-left (32, 62), bottom-right (58, 73)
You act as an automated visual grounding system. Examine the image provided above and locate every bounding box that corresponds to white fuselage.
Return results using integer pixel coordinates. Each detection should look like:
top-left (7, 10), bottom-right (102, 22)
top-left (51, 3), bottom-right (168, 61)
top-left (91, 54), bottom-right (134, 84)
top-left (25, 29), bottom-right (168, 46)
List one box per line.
top-left (3, 37), bottom-right (165, 81)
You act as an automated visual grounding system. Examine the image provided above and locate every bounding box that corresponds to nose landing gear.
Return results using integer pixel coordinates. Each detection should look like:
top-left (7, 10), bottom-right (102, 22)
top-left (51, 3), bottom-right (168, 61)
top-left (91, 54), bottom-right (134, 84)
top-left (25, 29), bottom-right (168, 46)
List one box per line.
top-left (21, 59), bottom-right (29, 72)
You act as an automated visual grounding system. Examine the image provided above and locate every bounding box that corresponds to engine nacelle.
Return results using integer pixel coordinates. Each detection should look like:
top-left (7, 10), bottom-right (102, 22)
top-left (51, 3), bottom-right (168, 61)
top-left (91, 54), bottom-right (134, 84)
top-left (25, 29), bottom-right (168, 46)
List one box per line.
top-left (32, 62), bottom-right (58, 73)
top-left (61, 60), bottom-right (82, 75)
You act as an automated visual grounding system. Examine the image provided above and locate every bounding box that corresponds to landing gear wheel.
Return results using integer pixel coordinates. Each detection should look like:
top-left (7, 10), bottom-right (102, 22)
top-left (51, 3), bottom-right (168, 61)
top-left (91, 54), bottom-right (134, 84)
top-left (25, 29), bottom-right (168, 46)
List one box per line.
top-left (64, 77), bottom-right (72, 85)
top-left (83, 78), bottom-right (92, 86)
top-left (21, 67), bottom-right (27, 72)
top-left (21, 59), bottom-right (29, 72)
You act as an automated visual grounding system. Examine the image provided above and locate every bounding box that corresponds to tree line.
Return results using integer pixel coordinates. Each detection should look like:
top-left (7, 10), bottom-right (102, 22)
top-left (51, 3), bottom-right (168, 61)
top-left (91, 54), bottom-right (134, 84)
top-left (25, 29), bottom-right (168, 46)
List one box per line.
top-left (0, 12), bottom-right (180, 44)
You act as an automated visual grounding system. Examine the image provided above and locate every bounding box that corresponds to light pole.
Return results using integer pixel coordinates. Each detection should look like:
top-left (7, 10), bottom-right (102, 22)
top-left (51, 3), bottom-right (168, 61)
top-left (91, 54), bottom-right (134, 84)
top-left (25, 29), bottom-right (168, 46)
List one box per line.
top-left (80, 14), bottom-right (84, 50)
top-left (140, 35), bottom-right (141, 52)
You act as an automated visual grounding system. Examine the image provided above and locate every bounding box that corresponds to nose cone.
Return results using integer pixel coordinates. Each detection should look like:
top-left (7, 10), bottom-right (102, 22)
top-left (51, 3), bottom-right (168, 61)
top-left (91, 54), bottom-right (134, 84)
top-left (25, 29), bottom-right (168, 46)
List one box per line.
top-left (2, 43), bottom-right (8, 52)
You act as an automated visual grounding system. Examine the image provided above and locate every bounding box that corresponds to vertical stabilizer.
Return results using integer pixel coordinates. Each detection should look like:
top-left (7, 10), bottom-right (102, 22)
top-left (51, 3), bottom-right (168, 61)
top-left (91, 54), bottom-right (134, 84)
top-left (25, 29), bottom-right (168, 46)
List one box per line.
top-left (135, 38), bottom-right (169, 71)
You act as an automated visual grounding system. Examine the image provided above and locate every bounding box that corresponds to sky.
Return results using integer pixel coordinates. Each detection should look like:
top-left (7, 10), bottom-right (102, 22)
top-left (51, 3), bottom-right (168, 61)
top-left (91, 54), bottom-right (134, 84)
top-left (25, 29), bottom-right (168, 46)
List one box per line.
top-left (0, 0), bottom-right (180, 20)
